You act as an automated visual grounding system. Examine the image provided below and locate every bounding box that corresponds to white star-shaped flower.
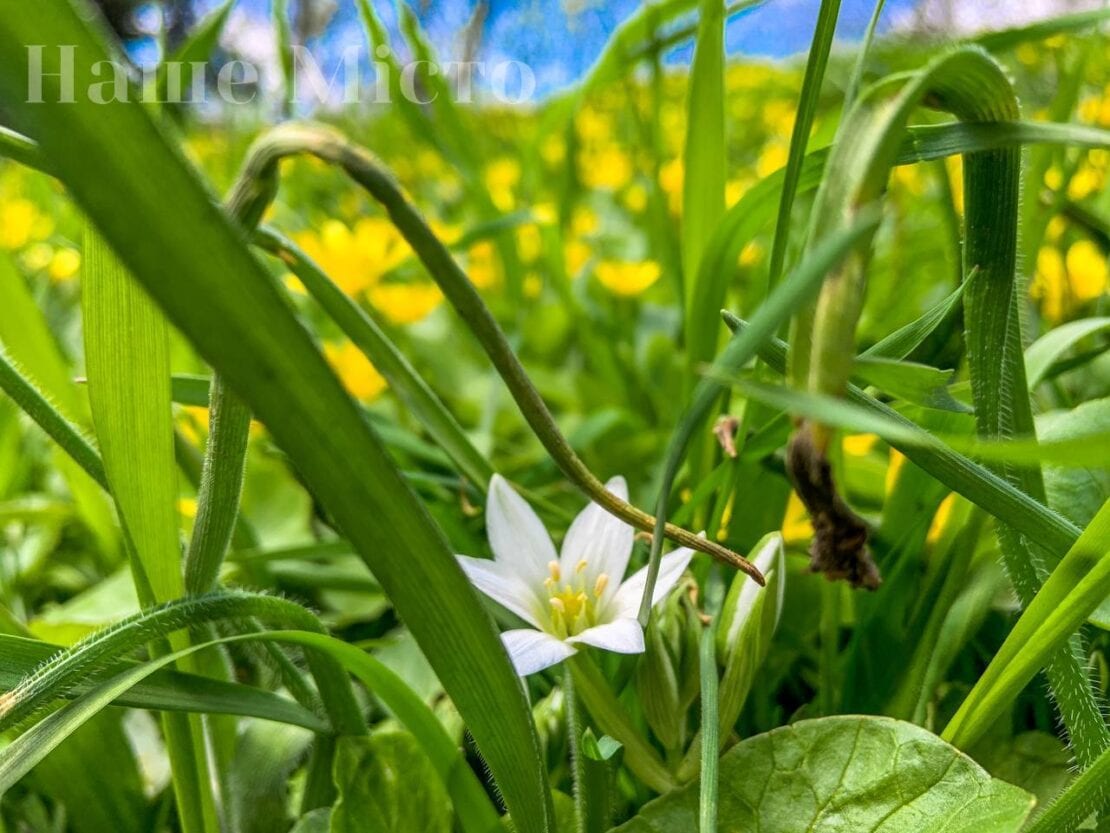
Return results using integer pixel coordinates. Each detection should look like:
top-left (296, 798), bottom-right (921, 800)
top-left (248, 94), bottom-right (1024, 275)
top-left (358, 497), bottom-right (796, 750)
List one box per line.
top-left (458, 475), bottom-right (694, 676)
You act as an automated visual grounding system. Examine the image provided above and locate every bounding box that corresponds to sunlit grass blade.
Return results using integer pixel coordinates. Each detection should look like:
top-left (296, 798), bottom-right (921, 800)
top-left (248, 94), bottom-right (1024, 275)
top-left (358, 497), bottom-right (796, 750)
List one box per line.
top-left (681, 0), bottom-right (726, 309)
top-left (972, 7), bottom-right (1110, 52)
top-left (0, 348), bottom-right (107, 490)
top-left (1024, 317), bottom-right (1110, 390)
top-left (0, 10), bottom-right (554, 828)
top-left (766, 0), bottom-right (843, 289)
top-left (944, 499), bottom-right (1110, 751)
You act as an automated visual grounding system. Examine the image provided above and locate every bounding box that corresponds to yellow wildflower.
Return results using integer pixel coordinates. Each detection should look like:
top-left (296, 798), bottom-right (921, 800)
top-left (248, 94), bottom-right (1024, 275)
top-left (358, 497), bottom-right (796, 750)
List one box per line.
top-left (368, 283), bottom-right (443, 325)
top-left (485, 158), bottom-right (521, 211)
top-left (1032, 246), bottom-right (1067, 322)
top-left (756, 143), bottom-right (788, 179)
top-left (467, 241), bottom-right (500, 290)
top-left (572, 206), bottom-right (599, 237)
top-left (1065, 240), bottom-right (1109, 302)
top-left (0, 199), bottom-right (46, 250)
top-left (517, 224), bottom-right (543, 263)
top-left (565, 239), bottom-right (591, 277)
top-left (48, 248), bottom-right (81, 282)
top-left (580, 145), bottom-right (633, 191)
top-left (622, 182), bottom-right (648, 213)
top-left (842, 434), bottom-right (878, 457)
top-left (294, 217), bottom-right (410, 296)
top-left (739, 240), bottom-right (763, 267)
top-left (324, 341), bottom-right (387, 402)
top-left (885, 450), bottom-right (906, 496)
top-left (781, 492), bottom-right (812, 545)
top-left (658, 158), bottom-right (683, 215)
top-left (595, 260), bottom-right (661, 297)
top-left (1067, 165), bottom-right (1103, 200)
top-left (524, 273), bottom-right (543, 299)
top-left (945, 156), bottom-right (964, 215)
top-left (926, 494), bottom-right (956, 545)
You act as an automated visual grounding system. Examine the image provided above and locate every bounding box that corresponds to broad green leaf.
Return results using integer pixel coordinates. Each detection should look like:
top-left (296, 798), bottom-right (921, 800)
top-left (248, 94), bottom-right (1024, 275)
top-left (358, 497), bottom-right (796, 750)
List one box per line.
top-left (860, 279), bottom-right (966, 361)
top-left (1025, 317), bottom-right (1110, 390)
top-left (331, 731), bottom-right (452, 833)
top-left (853, 356), bottom-right (971, 413)
top-left (615, 716), bottom-right (1034, 832)
top-left (82, 230), bottom-right (180, 604)
top-left (0, 10), bottom-right (552, 830)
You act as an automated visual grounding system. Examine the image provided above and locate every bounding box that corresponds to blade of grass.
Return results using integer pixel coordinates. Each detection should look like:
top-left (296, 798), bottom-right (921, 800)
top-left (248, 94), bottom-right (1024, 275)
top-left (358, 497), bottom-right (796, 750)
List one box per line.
top-left (681, 0), bottom-right (726, 309)
top-left (765, 0), bottom-right (843, 290)
top-left (944, 499), bottom-right (1110, 750)
top-left (0, 12), bottom-right (553, 828)
top-left (0, 633), bottom-right (328, 733)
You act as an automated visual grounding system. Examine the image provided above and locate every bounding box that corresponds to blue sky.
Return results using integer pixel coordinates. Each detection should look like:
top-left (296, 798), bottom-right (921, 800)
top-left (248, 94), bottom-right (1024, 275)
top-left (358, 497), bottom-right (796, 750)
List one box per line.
top-left (132, 0), bottom-right (920, 96)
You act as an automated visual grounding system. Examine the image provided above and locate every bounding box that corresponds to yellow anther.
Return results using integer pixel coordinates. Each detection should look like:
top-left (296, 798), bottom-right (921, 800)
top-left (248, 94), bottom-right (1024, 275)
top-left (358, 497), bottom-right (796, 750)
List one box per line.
top-left (593, 573), bottom-right (609, 597)
top-left (548, 560), bottom-right (561, 582)
top-left (575, 558), bottom-right (589, 574)
top-left (549, 597), bottom-right (566, 614)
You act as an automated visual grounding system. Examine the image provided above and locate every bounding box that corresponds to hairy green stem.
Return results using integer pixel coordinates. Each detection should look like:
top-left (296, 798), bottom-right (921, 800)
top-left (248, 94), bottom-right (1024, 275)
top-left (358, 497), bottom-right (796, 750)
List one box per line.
top-left (568, 655), bottom-right (676, 794)
top-left (0, 591), bottom-right (364, 736)
top-left (1024, 741), bottom-right (1110, 833)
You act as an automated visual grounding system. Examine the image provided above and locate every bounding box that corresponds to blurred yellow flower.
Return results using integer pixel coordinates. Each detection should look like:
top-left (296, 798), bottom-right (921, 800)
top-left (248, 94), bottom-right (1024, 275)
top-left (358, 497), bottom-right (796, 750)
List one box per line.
top-left (467, 241), bottom-right (500, 289)
top-left (565, 239), bottom-right (591, 277)
top-left (756, 142), bottom-right (788, 179)
top-left (1, 199), bottom-right (52, 250)
top-left (595, 260), bottom-right (660, 297)
top-left (485, 158), bottom-right (521, 211)
top-left (524, 273), bottom-right (543, 298)
top-left (572, 206), bottom-right (599, 237)
top-left (368, 283), bottom-right (443, 325)
top-left (1065, 240), bottom-right (1109, 301)
top-left (294, 218), bottom-right (411, 296)
top-left (622, 182), bottom-right (648, 213)
top-left (580, 145), bottom-right (633, 191)
top-left (1067, 165), bottom-right (1103, 200)
top-left (781, 492), bottom-right (812, 545)
top-left (48, 248), bottom-right (81, 282)
top-left (926, 494), bottom-right (956, 545)
top-left (324, 340), bottom-right (387, 402)
top-left (659, 158), bottom-right (684, 215)
top-left (739, 240), bottom-right (763, 267)
top-left (1033, 242), bottom-right (1108, 321)
top-left (21, 243), bottom-right (55, 272)
top-left (842, 434), bottom-right (878, 457)
top-left (517, 224), bottom-right (543, 263)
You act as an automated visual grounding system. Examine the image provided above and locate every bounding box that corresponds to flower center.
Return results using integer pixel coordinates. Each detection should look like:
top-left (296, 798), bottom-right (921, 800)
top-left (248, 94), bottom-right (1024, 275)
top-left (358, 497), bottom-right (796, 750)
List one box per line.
top-left (543, 559), bottom-right (608, 638)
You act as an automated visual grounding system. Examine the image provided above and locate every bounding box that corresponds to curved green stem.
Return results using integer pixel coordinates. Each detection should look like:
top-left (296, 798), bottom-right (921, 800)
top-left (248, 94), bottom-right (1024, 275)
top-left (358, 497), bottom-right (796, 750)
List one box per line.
top-left (229, 122), bottom-right (758, 579)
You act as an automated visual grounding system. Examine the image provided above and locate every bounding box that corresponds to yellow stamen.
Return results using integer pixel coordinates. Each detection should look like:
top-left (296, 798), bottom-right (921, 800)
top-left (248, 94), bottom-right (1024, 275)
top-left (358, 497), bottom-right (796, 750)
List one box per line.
top-left (593, 574), bottom-right (609, 597)
top-left (548, 560), bottom-right (561, 582)
top-left (575, 558), bottom-right (588, 574)
top-left (549, 597), bottom-right (566, 614)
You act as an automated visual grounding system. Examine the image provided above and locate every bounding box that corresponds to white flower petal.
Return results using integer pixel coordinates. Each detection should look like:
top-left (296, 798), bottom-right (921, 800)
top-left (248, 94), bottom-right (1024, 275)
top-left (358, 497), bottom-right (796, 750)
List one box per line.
top-left (566, 618), bottom-right (645, 654)
top-left (486, 474), bottom-right (557, 586)
top-left (501, 629), bottom-right (576, 676)
top-left (611, 547), bottom-right (695, 619)
top-left (559, 476), bottom-right (634, 587)
top-left (457, 555), bottom-right (543, 627)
